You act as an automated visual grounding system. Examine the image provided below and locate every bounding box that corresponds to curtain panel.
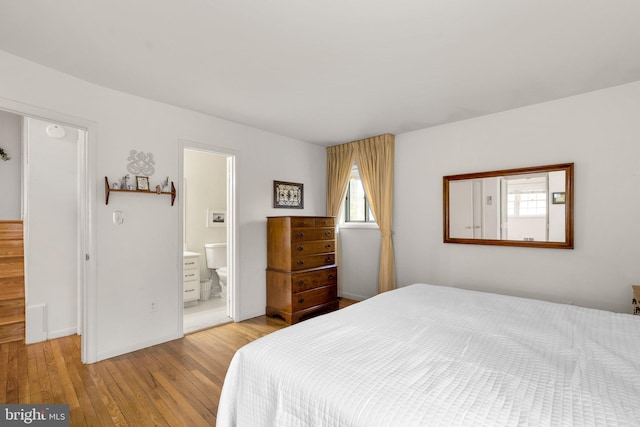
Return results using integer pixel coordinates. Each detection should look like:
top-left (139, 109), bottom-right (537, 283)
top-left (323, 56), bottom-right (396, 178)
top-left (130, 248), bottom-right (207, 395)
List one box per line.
top-left (326, 144), bottom-right (356, 296)
top-left (326, 133), bottom-right (396, 294)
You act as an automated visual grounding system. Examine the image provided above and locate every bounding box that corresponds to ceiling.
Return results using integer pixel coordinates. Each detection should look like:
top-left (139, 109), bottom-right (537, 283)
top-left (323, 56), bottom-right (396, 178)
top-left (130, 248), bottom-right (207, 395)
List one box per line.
top-left (1, 1), bottom-right (639, 146)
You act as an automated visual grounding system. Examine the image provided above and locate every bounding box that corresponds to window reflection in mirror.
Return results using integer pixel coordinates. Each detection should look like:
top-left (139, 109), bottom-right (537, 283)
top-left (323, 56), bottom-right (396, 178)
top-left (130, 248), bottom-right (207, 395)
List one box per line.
top-left (444, 163), bottom-right (573, 249)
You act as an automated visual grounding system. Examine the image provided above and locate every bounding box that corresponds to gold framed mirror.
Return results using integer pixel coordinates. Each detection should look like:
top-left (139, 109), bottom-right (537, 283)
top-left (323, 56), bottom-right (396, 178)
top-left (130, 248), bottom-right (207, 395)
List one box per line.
top-left (443, 163), bottom-right (574, 249)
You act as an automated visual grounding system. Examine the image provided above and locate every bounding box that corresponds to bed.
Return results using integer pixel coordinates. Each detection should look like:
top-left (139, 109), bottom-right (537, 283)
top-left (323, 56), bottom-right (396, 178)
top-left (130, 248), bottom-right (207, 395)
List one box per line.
top-left (217, 284), bottom-right (640, 426)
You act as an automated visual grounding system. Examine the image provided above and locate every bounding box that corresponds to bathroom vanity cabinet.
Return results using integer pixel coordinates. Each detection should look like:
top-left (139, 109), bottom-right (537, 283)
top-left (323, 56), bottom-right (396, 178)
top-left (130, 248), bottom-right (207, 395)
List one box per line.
top-left (183, 252), bottom-right (201, 303)
top-left (266, 216), bottom-right (338, 324)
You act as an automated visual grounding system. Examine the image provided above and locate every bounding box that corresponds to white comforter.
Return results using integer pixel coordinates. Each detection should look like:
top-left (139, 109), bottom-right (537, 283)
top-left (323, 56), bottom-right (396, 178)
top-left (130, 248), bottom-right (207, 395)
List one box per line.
top-left (217, 284), bottom-right (640, 426)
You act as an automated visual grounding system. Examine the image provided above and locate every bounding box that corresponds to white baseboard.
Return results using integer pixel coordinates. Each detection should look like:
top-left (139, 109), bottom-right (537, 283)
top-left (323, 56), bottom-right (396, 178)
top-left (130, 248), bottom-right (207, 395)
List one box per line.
top-left (48, 326), bottom-right (77, 340)
top-left (340, 292), bottom-right (366, 301)
top-left (234, 309), bottom-right (265, 322)
top-left (96, 331), bottom-right (182, 362)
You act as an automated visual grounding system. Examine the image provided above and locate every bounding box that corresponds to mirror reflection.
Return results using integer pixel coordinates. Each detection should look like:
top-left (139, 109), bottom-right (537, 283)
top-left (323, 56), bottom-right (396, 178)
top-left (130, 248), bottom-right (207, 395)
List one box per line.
top-left (444, 163), bottom-right (573, 249)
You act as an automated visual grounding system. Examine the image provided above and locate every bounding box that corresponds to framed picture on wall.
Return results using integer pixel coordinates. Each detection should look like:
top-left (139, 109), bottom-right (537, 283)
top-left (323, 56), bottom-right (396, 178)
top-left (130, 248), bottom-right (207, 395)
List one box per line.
top-left (273, 180), bottom-right (304, 209)
top-left (207, 208), bottom-right (226, 227)
top-left (136, 176), bottom-right (150, 191)
top-left (552, 192), bottom-right (566, 204)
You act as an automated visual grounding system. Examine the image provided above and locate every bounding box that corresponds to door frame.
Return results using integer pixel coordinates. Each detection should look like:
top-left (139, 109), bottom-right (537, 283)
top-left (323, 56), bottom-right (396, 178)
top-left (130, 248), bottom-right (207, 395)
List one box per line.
top-left (178, 139), bottom-right (239, 332)
top-left (0, 96), bottom-right (97, 363)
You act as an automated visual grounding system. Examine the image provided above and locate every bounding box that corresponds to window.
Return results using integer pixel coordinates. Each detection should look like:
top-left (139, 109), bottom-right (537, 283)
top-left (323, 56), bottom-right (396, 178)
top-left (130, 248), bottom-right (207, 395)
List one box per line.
top-left (344, 163), bottom-right (375, 223)
top-left (507, 191), bottom-right (547, 216)
top-left (506, 176), bottom-right (548, 217)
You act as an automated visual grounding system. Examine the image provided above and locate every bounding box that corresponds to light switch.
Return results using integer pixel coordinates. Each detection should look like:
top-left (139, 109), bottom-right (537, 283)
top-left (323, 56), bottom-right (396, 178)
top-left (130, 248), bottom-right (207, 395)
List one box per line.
top-left (113, 210), bottom-right (124, 225)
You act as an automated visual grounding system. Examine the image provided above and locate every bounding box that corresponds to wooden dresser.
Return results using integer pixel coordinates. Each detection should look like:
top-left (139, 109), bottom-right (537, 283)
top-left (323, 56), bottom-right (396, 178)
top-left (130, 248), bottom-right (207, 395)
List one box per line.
top-left (266, 216), bottom-right (338, 324)
top-left (0, 221), bottom-right (25, 344)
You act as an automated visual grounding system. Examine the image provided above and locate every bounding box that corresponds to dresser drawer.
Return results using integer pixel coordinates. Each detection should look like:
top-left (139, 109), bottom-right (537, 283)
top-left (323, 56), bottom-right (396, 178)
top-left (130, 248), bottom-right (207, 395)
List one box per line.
top-left (291, 228), bottom-right (334, 242)
top-left (314, 217), bottom-right (335, 227)
top-left (267, 267), bottom-right (337, 296)
top-left (292, 240), bottom-right (334, 256)
top-left (292, 285), bottom-right (337, 312)
top-left (292, 253), bottom-right (335, 271)
top-left (291, 267), bottom-right (337, 292)
top-left (288, 217), bottom-right (335, 228)
top-left (290, 217), bottom-right (316, 228)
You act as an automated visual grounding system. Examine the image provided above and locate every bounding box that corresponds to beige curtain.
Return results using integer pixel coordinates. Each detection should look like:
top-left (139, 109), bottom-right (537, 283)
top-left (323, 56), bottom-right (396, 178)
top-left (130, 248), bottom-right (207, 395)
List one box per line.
top-left (326, 144), bottom-right (356, 296)
top-left (326, 143), bottom-right (356, 217)
top-left (326, 133), bottom-right (396, 295)
top-left (354, 134), bottom-right (396, 293)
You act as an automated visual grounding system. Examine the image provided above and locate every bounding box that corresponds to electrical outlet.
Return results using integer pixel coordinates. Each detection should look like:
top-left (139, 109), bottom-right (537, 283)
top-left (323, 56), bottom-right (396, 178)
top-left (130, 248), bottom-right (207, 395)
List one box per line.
top-left (150, 300), bottom-right (157, 312)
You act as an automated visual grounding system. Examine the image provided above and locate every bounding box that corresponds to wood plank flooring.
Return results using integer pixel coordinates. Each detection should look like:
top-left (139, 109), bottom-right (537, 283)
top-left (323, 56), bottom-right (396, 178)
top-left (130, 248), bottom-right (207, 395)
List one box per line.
top-left (0, 298), bottom-right (357, 426)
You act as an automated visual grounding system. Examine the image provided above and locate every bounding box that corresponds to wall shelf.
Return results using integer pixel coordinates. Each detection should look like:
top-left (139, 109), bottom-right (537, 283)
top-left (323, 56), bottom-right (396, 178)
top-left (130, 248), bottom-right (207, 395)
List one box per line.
top-left (105, 177), bottom-right (176, 206)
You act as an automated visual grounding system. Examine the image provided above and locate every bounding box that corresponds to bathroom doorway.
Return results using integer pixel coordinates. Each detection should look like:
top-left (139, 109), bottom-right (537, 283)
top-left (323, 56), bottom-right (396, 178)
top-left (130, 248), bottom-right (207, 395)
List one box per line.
top-left (181, 146), bottom-right (235, 333)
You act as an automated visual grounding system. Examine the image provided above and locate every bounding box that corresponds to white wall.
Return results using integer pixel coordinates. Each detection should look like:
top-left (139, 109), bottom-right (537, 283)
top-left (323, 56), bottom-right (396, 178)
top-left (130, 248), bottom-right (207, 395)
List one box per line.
top-left (0, 109), bottom-right (21, 219)
top-left (0, 51), bottom-right (327, 361)
top-left (339, 227), bottom-right (381, 300)
top-left (184, 149), bottom-right (227, 279)
top-left (392, 81), bottom-right (640, 313)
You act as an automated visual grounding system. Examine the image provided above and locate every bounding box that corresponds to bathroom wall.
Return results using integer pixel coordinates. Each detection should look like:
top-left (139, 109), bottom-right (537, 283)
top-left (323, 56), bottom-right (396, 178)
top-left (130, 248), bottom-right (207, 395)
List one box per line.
top-left (184, 149), bottom-right (227, 280)
top-left (0, 109), bottom-right (22, 220)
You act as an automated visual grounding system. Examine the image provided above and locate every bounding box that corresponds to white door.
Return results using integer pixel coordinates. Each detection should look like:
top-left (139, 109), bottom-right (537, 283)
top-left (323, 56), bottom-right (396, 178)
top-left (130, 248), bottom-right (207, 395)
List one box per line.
top-left (24, 118), bottom-right (83, 343)
top-left (449, 180), bottom-right (474, 238)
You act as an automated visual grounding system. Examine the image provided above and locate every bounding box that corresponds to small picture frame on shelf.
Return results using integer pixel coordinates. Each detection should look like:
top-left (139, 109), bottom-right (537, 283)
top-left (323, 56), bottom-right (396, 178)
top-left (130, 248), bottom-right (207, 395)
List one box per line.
top-left (273, 180), bottom-right (304, 209)
top-left (136, 176), bottom-right (150, 191)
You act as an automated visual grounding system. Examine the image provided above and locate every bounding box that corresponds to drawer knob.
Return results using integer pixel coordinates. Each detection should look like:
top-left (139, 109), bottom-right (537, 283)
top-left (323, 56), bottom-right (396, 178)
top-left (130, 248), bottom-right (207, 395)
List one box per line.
top-left (327, 274), bottom-right (334, 279)
top-left (298, 298), bottom-right (304, 304)
top-left (324, 231), bottom-right (331, 236)
top-left (185, 273), bottom-right (196, 278)
top-left (325, 257), bottom-right (332, 263)
top-left (325, 244), bottom-right (332, 249)
top-left (297, 260), bottom-right (305, 265)
top-left (297, 280), bottom-right (305, 286)
top-left (297, 232), bottom-right (304, 238)
top-left (296, 246), bottom-right (304, 252)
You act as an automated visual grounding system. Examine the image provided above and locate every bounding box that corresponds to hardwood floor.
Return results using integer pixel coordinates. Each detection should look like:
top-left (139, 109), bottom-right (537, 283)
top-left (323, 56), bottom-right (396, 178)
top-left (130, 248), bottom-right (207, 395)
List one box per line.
top-left (0, 298), bottom-right (357, 426)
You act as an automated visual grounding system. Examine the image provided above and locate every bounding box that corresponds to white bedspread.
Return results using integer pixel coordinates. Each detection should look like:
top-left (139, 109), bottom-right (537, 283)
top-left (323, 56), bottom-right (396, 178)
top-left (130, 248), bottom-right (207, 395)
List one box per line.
top-left (217, 284), bottom-right (640, 426)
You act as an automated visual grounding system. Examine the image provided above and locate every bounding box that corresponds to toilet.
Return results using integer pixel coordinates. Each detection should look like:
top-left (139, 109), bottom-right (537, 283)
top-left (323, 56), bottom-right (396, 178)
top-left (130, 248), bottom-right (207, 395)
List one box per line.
top-left (205, 243), bottom-right (227, 297)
